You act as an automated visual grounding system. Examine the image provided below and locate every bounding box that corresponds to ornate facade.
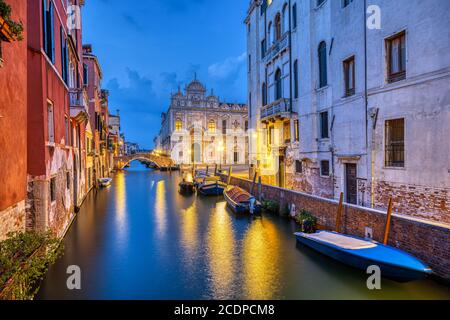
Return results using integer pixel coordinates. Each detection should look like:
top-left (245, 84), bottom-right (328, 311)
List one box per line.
top-left (157, 79), bottom-right (249, 165)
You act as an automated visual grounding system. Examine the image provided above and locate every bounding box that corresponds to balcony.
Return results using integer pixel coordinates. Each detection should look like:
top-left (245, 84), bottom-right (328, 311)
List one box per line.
top-left (264, 33), bottom-right (289, 63)
top-left (260, 98), bottom-right (291, 122)
top-left (69, 89), bottom-right (89, 122)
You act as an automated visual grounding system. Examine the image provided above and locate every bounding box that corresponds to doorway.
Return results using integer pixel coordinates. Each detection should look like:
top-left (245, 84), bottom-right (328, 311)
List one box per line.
top-left (345, 163), bottom-right (357, 204)
top-left (278, 155), bottom-right (285, 188)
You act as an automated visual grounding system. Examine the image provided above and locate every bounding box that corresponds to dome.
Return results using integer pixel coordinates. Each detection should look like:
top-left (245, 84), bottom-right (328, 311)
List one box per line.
top-left (186, 79), bottom-right (206, 94)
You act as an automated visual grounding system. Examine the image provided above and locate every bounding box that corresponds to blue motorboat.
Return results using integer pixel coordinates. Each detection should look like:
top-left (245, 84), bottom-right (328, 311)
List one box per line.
top-left (295, 231), bottom-right (432, 282)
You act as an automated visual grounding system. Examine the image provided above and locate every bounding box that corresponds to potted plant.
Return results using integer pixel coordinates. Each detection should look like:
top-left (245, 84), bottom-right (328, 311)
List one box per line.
top-left (295, 209), bottom-right (318, 234)
top-left (0, 0), bottom-right (24, 42)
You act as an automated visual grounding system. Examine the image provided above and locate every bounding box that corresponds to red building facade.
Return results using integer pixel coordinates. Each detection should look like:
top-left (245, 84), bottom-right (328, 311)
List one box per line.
top-left (26, 0), bottom-right (75, 236)
top-left (0, 0), bottom-right (27, 240)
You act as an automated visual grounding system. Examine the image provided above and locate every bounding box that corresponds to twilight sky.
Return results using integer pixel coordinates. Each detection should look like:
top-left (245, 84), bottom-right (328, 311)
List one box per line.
top-left (82, 0), bottom-right (249, 149)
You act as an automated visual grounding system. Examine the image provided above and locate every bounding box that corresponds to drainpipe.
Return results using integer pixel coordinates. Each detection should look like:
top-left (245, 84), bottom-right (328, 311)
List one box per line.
top-left (363, 0), bottom-right (373, 207)
top-left (288, 0), bottom-right (293, 114)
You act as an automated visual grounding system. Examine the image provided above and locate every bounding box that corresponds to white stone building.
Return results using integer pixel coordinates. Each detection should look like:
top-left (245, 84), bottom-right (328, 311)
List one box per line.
top-left (158, 79), bottom-right (249, 165)
top-left (245, 0), bottom-right (450, 223)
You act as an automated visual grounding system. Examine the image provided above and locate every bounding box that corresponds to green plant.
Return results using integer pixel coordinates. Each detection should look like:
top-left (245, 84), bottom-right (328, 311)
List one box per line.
top-left (295, 209), bottom-right (318, 234)
top-left (0, 0), bottom-right (24, 41)
top-left (0, 231), bottom-right (64, 300)
top-left (262, 199), bottom-right (279, 214)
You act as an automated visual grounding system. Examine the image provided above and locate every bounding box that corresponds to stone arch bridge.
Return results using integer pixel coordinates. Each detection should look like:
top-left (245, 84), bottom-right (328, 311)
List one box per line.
top-left (114, 153), bottom-right (175, 170)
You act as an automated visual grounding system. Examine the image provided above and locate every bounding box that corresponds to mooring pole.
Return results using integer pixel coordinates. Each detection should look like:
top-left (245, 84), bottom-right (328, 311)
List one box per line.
top-left (251, 172), bottom-right (257, 195)
top-left (258, 176), bottom-right (262, 202)
top-left (335, 192), bottom-right (344, 233)
top-left (227, 166), bottom-right (233, 186)
top-left (383, 198), bottom-right (394, 245)
top-left (214, 164), bottom-right (218, 176)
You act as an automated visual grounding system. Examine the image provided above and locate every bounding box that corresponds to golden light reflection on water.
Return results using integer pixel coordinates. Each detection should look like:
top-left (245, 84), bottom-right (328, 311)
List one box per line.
top-left (180, 202), bottom-right (199, 265)
top-left (114, 171), bottom-right (127, 242)
top-left (206, 201), bottom-right (237, 299)
top-left (242, 219), bottom-right (281, 300)
top-left (155, 180), bottom-right (167, 237)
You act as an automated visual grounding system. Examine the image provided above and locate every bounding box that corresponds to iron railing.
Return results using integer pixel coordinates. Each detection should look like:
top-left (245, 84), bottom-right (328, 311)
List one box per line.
top-left (260, 98), bottom-right (290, 120)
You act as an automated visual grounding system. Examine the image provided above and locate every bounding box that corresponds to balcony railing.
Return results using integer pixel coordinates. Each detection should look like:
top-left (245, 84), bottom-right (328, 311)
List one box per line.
top-left (69, 89), bottom-right (89, 109)
top-left (264, 33), bottom-right (289, 62)
top-left (260, 98), bottom-right (290, 120)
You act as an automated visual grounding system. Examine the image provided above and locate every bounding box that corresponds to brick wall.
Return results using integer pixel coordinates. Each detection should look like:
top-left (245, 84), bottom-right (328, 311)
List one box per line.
top-left (221, 175), bottom-right (450, 282)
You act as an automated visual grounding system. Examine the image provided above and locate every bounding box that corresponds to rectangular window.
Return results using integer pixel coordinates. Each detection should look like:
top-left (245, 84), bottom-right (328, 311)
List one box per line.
top-left (65, 116), bottom-right (69, 145)
top-left (385, 118), bottom-right (405, 167)
top-left (45, 1), bottom-right (55, 63)
top-left (83, 63), bottom-right (89, 86)
top-left (320, 111), bottom-right (329, 139)
top-left (320, 160), bottom-right (330, 177)
top-left (268, 126), bottom-right (274, 145)
top-left (294, 120), bottom-right (299, 141)
top-left (245, 121), bottom-right (248, 132)
top-left (66, 171), bottom-right (70, 190)
top-left (343, 56), bottom-right (355, 97)
top-left (50, 177), bottom-right (56, 202)
top-left (294, 60), bottom-right (299, 99)
top-left (295, 160), bottom-right (303, 173)
top-left (283, 121), bottom-right (291, 143)
top-left (292, 3), bottom-right (297, 29)
top-left (342, 0), bottom-right (353, 7)
top-left (261, 39), bottom-right (266, 57)
top-left (48, 103), bottom-right (55, 143)
top-left (222, 120), bottom-right (227, 134)
top-left (386, 32), bottom-right (406, 83)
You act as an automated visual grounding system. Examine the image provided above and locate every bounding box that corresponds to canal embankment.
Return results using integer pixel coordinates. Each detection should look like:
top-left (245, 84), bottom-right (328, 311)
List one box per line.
top-left (221, 174), bottom-right (450, 284)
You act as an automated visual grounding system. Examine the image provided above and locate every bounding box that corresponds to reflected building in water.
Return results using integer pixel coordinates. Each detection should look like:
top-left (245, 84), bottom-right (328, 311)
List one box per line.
top-left (156, 78), bottom-right (249, 165)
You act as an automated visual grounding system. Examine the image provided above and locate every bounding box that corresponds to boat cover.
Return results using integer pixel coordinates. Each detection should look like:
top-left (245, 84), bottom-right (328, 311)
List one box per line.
top-left (301, 231), bottom-right (377, 250)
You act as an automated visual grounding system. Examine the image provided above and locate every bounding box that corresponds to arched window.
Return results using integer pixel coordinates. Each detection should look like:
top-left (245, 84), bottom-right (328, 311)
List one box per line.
top-left (175, 118), bottom-right (182, 131)
top-left (294, 60), bottom-right (299, 98)
top-left (208, 119), bottom-right (216, 133)
top-left (262, 82), bottom-right (267, 106)
top-left (275, 68), bottom-right (282, 100)
top-left (267, 22), bottom-right (273, 45)
top-left (282, 4), bottom-right (289, 34)
top-left (318, 41), bottom-right (328, 88)
top-left (275, 13), bottom-right (282, 41)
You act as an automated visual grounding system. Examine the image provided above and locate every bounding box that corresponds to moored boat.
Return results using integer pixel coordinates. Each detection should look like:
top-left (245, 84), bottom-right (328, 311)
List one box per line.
top-left (179, 172), bottom-right (195, 195)
top-left (98, 178), bottom-right (112, 188)
top-left (295, 230), bottom-right (432, 282)
top-left (196, 176), bottom-right (227, 196)
top-left (224, 186), bottom-right (262, 215)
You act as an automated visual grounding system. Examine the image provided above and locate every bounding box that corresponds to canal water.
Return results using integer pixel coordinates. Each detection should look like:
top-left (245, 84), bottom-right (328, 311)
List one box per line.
top-left (37, 162), bottom-right (450, 300)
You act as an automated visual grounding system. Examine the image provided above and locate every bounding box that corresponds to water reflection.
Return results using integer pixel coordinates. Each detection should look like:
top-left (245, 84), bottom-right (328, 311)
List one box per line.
top-left (206, 201), bottom-right (237, 299)
top-left (155, 180), bottom-right (167, 237)
top-left (180, 202), bottom-right (199, 267)
top-left (242, 219), bottom-right (281, 299)
top-left (114, 171), bottom-right (128, 248)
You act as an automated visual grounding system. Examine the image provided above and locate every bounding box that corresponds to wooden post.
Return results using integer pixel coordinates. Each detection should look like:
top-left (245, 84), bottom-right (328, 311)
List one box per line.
top-left (258, 176), bottom-right (262, 202)
top-left (335, 192), bottom-right (344, 233)
top-left (214, 164), bottom-right (218, 176)
top-left (383, 198), bottom-right (394, 245)
top-left (227, 166), bottom-right (233, 185)
top-left (206, 165), bottom-right (209, 176)
top-left (251, 172), bottom-right (257, 195)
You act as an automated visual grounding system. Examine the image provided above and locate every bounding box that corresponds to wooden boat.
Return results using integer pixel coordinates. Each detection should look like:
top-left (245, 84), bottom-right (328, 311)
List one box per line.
top-left (98, 178), bottom-right (112, 188)
top-left (224, 186), bottom-right (262, 215)
top-left (295, 231), bottom-right (432, 282)
top-left (179, 173), bottom-right (195, 194)
top-left (196, 176), bottom-right (227, 196)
